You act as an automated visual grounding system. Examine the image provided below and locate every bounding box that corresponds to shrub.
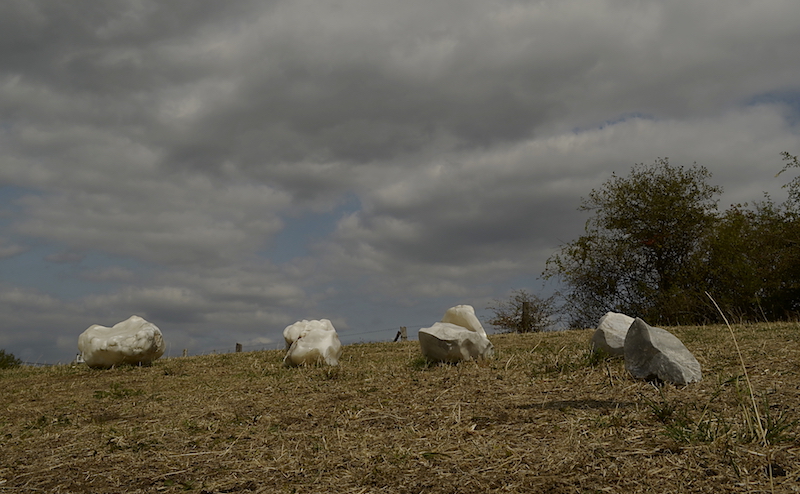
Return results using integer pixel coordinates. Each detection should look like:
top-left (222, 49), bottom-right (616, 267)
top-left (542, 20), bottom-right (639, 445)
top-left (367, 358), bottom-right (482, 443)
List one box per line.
top-left (0, 349), bottom-right (22, 369)
top-left (486, 289), bottom-right (557, 333)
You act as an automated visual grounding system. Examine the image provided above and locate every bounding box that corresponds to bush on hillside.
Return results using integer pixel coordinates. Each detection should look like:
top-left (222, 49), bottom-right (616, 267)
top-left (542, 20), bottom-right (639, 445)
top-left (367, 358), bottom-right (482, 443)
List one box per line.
top-left (0, 349), bottom-right (22, 369)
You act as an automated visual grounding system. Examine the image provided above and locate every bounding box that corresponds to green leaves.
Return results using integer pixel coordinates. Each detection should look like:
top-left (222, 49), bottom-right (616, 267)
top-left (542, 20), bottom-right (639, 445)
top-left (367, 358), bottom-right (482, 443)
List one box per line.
top-left (547, 153), bottom-right (800, 327)
top-left (547, 158), bottom-right (722, 326)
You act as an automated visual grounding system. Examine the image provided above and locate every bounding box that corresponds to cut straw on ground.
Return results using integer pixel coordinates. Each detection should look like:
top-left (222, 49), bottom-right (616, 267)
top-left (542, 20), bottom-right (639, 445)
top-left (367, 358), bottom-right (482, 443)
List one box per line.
top-left (2, 322), bottom-right (799, 493)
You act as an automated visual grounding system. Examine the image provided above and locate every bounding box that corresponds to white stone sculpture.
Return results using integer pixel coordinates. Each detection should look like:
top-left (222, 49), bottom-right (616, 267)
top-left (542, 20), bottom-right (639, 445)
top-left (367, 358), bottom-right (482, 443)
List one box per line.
top-left (440, 304), bottom-right (488, 337)
top-left (282, 319), bottom-right (343, 366)
top-left (419, 305), bottom-right (494, 363)
top-left (591, 311), bottom-right (635, 357)
top-left (78, 315), bottom-right (165, 369)
top-left (624, 318), bottom-right (702, 385)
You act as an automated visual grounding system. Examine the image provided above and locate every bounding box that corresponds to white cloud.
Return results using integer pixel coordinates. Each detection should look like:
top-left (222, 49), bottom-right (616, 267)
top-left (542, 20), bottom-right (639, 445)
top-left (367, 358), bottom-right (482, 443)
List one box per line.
top-left (79, 266), bottom-right (136, 282)
top-left (312, 104), bottom-right (798, 300)
top-left (0, 239), bottom-right (28, 258)
top-left (12, 177), bottom-right (290, 266)
top-left (45, 251), bottom-right (85, 263)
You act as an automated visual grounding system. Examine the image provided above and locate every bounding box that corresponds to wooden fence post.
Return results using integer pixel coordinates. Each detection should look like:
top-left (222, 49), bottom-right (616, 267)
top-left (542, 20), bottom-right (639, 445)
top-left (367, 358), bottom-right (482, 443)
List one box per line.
top-left (182, 349), bottom-right (188, 357)
top-left (394, 326), bottom-right (408, 342)
top-left (521, 301), bottom-right (531, 332)
top-left (235, 343), bottom-right (242, 353)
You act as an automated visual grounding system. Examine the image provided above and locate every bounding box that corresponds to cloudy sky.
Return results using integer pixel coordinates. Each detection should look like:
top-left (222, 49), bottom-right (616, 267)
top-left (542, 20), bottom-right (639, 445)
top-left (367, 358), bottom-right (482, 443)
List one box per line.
top-left (2, 0), bottom-right (799, 363)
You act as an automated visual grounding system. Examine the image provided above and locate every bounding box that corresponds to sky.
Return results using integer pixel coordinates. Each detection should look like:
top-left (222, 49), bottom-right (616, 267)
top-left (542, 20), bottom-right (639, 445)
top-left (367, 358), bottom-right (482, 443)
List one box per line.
top-left (1, 0), bottom-right (800, 364)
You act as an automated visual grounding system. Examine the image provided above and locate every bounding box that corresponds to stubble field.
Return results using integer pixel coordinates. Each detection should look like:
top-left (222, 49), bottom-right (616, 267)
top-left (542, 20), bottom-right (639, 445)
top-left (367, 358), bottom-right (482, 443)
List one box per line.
top-left (2, 323), bottom-right (800, 493)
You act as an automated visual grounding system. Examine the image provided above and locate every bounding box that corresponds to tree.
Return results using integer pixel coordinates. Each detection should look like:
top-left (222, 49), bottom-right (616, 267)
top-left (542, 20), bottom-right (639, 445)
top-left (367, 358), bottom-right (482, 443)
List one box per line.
top-left (697, 198), bottom-right (800, 322)
top-left (0, 349), bottom-right (22, 369)
top-left (778, 151), bottom-right (800, 212)
top-left (544, 158), bottom-right (722, 327)
top-left (486, 289), bottom-right (557, 333)
top-left (698, 152), bottom-right (800, 321)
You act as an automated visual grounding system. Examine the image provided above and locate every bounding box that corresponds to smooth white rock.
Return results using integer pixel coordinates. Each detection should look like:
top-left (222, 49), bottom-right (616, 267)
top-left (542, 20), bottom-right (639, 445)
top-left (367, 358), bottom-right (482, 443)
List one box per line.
top-left (591, 311), bottom-right (635, 357)
top-left (78, 315), bottom-right (165, 369)
top-left (419, 304), bottom-right (494, 363)
top-left (440, 304), bottom-right (488, 337)
top-left (283, 319), bottom-right (335, 350)
top-left (282, 319), bottom-right (343, 366)
top-left (623, 318), bottom-right (702, 385)
top-left (419, 322), bottom-right (494, 363)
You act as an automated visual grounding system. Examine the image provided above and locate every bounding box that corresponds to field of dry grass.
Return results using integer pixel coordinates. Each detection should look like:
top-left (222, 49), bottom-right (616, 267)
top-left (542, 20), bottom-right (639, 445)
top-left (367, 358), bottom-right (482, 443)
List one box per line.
top-left (2, 323), bottom-right (800, 493)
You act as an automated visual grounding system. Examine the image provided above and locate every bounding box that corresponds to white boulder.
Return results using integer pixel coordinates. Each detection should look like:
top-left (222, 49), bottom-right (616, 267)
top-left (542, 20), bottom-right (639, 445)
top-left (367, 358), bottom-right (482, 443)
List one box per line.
top-left (591, 311), bottom-right (635, 357)
top-left (440, 304), bottom-right (488, 337)
top-left (282, 319), bottom-right (343, 366)
top-left (419, 305), bottom-right (493, 363)
top-left (624, 318), bottom-right (702, 385)
top-left (78, 315), bottom-right (165, 369)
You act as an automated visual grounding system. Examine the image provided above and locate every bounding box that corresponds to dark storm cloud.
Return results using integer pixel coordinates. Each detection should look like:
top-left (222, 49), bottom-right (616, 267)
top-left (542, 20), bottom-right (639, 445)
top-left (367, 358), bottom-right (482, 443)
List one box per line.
top-left (1, 0), bottom-right (799, 362)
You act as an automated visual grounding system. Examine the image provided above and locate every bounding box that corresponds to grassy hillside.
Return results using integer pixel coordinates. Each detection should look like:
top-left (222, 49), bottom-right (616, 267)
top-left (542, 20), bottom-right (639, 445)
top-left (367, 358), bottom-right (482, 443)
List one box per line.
top-left (2, 323), bottom-right (799, 493)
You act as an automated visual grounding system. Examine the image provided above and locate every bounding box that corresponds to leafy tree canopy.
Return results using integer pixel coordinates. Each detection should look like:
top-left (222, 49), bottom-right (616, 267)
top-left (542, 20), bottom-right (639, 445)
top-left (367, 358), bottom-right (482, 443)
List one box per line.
top-left (545, 158), bottom-right (722, 327)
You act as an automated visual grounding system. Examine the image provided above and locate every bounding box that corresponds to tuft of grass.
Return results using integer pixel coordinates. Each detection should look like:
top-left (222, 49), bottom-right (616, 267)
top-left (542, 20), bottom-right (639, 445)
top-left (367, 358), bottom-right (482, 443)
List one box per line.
top-left (93, 382), bottom-right (145, 400)
top-left (640, 369), bottom-right (797, 448)
top-left (584, 347), bottom-right (614, 368)
top-left (641, 387), bottom-right (681, 424)
top-left (408, 355), bottom-right (434, 370)
top-left (747, 396), bottom-right (797, 445)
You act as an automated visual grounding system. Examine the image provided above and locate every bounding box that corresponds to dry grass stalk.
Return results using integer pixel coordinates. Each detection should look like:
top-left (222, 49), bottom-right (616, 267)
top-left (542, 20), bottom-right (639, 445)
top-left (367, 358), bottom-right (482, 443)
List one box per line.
top-left (706, 292), bottom-right (766, 446)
